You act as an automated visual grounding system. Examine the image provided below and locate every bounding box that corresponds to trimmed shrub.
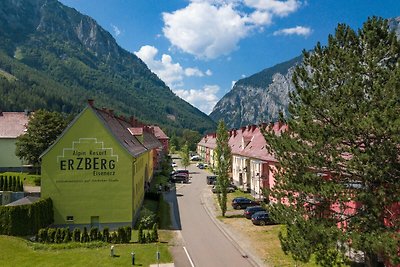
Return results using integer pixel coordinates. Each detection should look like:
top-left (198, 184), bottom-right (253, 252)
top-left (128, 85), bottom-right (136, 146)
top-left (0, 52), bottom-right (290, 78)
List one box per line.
top-left (47, 228), bottom-right (56, 243)
top-left (124, 226), bottom-right (132, 243)
top-left (72, 228), bottom-right (81, 242)
top-left (102, 228), bottom-right (110, 243)
top-left (38, 228), bottom-right (47, 243)
top-left (81, 227), bottom-right (89, 243)
top-left (138, 224), bottom-right (144, 244)
top-left (89, 227), bottom-right (98, 241)
top-left (152, 223), bottom-right (158, 242)
top-left (63, 228), bottom-right (71, 243)
top-left (110, 232), bottom-right (118, 244)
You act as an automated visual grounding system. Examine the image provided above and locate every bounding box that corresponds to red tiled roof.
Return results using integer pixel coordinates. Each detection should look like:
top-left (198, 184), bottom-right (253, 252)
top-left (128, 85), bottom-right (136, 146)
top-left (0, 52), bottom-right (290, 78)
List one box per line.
top-left (150, 125), bottom-right (169, 140)
top-left (94, 108), bottom-right (148, 157)
top-left (0, 112), bottom-right (29, 138)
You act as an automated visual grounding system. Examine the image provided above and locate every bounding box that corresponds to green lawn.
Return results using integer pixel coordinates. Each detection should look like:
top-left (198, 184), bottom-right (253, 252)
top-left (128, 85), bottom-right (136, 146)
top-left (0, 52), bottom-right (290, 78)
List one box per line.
top-left (0, 235), bottom-right (172, 267)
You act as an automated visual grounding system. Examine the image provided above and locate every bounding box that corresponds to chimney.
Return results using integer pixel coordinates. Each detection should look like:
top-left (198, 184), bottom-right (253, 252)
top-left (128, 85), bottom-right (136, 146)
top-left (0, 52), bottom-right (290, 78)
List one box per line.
top-left (241, 126), bottom-right (246, 133)
top-left (233, 129), bottom-right (237, 137)
top-left (0, 111), bottom-right (2, 116)
top-left (251, 125), bottom-right (256, 132)
top-left (87, 99), bottom-right (94, 107)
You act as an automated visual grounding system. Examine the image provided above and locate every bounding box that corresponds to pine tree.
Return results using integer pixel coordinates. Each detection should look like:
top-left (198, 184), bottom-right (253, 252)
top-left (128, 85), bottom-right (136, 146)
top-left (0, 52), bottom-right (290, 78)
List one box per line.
top-left (0, 176), bottom-right (3, 191)
top-left (264, 17), bottom-right (400, 266)
top-left (7, 176), bottom-right (12, 191)
top-left (3, 176), bottom-right (7, 191)
top-left (215, 120), bottom-right (232, 217)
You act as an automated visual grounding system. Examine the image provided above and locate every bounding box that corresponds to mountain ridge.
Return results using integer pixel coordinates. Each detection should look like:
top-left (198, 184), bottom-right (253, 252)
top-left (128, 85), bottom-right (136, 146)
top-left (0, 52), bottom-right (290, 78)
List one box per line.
top-left (0, 0), bottom-right (216, 134)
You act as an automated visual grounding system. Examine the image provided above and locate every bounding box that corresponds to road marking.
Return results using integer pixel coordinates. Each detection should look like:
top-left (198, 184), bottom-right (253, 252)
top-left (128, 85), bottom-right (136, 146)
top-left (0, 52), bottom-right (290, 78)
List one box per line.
top-left (183, 246), bottom-right (195, 267)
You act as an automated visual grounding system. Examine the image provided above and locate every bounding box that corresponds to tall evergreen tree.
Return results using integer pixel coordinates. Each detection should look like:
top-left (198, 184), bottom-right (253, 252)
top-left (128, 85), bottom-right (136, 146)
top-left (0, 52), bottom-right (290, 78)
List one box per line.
top-left (15, 109), bottom-right (69, 167)
top-left (215, 120), bottom-right (232, 217)
top-left (264, 17), bottom-right (400, 266)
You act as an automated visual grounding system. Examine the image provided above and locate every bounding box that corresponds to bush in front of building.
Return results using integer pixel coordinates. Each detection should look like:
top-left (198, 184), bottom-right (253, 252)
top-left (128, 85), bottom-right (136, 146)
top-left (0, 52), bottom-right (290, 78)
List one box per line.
top-left (137, 223), bottom-right (158, 244)
top-left (0, 175), bottom-right (24, 192)
top-left (36, 226), bottom-right (132, 244)
top-left (0, 198), bottom-right (53, 236)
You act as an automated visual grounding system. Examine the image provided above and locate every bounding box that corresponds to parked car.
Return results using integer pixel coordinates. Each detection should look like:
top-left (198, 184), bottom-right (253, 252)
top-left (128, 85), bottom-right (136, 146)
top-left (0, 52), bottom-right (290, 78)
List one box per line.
top-left (243, 206), bottom-right (266, 219)
top-left (174, 169), bottom-right (189, 176)
top-left (206, 175), bottom-right (217, 185)
top-left (170, 174), bottom-right (189, 183)
top-left (211, 184), bottom-right (236, 193)
top-left (196, 163), bottom-right (205, 169)
top-left (190, 155), bottom-right (201, 161)
top-left (251, 211), bottom-right (271, 226)
top-left (171, 162), bottom-right (177, 167)
top-left (231, 197), bottom-right (258, 210)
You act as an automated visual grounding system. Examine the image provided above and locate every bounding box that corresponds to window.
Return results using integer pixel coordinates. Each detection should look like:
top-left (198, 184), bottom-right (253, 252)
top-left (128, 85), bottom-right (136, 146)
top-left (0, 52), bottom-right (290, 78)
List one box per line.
top-left (66, 216), bottom-right (74, 221)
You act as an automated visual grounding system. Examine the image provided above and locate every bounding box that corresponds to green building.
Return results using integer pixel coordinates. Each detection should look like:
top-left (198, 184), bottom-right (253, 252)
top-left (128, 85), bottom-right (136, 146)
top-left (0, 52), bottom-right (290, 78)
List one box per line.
top-left (41, 101), bottom-right (162, 229)
top-left (0, 112), bottom-right (30, 172)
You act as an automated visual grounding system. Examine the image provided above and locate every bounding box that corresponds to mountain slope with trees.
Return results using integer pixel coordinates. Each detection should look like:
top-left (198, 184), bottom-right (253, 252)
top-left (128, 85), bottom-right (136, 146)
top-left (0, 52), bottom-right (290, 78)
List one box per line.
top-left (0, 0), bottom-right (216, 135)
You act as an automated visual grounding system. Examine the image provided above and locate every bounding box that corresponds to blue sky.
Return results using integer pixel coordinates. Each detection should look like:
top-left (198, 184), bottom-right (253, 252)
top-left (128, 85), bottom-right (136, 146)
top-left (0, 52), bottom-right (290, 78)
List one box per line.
top-left (60, 0), bottom-right (399, 115)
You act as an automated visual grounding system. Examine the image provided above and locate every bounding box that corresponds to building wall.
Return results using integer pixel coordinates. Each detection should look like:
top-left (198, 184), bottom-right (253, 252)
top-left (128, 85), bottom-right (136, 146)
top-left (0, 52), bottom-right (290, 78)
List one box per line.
top-left (41, 108), bottom-right (140, 228)
top-left (0, 138), bottom-right (23, 168)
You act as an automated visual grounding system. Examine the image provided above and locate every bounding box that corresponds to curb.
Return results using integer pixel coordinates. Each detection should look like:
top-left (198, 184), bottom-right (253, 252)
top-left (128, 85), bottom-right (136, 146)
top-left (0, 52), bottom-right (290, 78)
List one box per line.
top-left (200, 190), bottom-right (266, 267)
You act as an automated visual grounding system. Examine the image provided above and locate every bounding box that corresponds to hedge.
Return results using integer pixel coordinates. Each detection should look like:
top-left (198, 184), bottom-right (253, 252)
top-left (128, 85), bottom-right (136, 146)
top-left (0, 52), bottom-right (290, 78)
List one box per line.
top-left (0, 198), bottom-right (53, 236)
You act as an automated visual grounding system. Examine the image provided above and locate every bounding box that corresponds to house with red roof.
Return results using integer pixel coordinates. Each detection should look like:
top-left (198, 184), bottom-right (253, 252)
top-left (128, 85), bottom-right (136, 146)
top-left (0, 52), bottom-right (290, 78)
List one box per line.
top-left (197, 121), bottom-right (286, 200)
top-left (0, 111), bottom-right (30, 172)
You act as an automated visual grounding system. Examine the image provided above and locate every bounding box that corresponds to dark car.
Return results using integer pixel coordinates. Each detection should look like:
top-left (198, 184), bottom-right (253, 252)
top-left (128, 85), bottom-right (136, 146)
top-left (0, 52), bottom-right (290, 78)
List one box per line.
top-left (231, 197), bottom-right (258, 210)
top-left (206, 175), bottom-right (217, 185)
top-left (251, 211), bottom-right (271, 226)
top-left (211, 184), bottom-right (236, 193)
top-left (243, 206), bottom-right (266, 219)
top-left (170, 174), bottom-right (189, 183)
top-left (175, 169), bottom-right (189, 176)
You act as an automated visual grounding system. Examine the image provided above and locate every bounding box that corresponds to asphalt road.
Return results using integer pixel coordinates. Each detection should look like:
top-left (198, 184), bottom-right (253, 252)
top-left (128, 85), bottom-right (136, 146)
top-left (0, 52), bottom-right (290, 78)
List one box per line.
top-left (170, 159), bottom-right (254, 267)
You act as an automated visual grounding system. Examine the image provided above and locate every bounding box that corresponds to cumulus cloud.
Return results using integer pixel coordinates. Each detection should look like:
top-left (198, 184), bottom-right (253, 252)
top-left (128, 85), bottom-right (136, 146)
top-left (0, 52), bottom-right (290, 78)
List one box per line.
top-left (273, 26), bottom-right (312, 36)
top-left (174, 85), bottom-right (220, 114)
top-left (162, 0), bottom-right (302, 59)
top-left (135, 45), bottom-right (211, 88)
top-left (111, 24), bottom-right (121, 37)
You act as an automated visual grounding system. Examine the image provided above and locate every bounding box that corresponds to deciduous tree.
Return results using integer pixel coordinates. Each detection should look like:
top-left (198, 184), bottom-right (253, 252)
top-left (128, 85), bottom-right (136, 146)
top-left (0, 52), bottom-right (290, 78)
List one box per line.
top-left (264, 17), bottom-right (400, 266)
top-left (15, 109), bottom-right (69, 167)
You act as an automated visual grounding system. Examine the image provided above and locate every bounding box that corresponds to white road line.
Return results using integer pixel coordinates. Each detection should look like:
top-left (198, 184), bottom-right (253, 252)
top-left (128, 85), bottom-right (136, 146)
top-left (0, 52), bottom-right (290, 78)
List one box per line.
top-left (183, 246), bottom-right (195, 267)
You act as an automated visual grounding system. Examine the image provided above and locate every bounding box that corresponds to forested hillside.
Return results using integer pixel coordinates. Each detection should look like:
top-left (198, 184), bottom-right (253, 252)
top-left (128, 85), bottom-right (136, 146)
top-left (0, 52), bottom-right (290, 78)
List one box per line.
top-left (0, 0), bottom-right (216, 134)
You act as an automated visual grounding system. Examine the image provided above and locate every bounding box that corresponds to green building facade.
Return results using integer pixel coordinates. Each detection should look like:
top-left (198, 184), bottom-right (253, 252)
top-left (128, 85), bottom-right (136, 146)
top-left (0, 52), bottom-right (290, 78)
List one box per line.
top-left (41, 103), bottom-right (161, 229)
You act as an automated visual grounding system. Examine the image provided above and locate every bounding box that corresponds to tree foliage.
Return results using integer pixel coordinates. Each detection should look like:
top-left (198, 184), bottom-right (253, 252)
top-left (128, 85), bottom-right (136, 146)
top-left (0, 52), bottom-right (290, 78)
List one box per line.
top-left (15, 109), bottom-right (70, 166)
top-left (264, 17), bottom-right (400, 266)
top-left (215, 120), bottom-right (232, 217)
top-left (180, 142), bottom-right (190, 170)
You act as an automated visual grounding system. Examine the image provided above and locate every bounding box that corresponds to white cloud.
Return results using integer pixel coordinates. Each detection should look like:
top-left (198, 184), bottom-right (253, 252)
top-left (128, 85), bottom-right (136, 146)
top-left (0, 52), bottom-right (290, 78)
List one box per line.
top-left (174, 85), bottom-right (220, 114)
top-left (162, 0), bottom-right (303, 59)
top-left (206, 69), bottom-right (212, 76)
top-left (273, 26), bottom-right (312, 36)
top-left (111, 24), bottom-right (121, 37)
top-left (134, 45), bottom-right (211, 88)
top-left (244, 0), bottom-right (301, 17)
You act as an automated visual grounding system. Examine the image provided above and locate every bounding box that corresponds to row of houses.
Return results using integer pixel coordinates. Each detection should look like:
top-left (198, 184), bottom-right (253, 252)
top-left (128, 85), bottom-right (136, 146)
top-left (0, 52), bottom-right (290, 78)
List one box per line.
top-left (1, 100), bottom-right (170, 229)
top-left (197, 122), bottom-right (286, 200)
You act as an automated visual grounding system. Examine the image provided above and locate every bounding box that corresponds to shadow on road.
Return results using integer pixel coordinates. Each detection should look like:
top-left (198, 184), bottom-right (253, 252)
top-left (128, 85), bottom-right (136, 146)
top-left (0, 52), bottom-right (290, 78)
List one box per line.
top-left (163, 188), bottom-right (182, 230)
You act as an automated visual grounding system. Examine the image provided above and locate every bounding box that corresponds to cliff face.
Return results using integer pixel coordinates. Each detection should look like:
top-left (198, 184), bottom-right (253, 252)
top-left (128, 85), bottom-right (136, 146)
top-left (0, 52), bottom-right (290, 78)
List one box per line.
top-left (210, 56), bottom-right (301, 129)
top-left (211, 17), bottom-right (400, 129)
top-left (0, 0), bottom-right (216, 134)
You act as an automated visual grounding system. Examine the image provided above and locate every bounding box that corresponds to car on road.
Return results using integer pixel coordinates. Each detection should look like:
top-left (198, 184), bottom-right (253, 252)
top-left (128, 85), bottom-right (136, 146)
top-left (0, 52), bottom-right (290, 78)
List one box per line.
top-left (170, 174), bottom-right (189, 183)
top-left (211, 184), bottom-right (236, 193)
top-left (206, 175), bottom-right (217, 185)
top-left (231, 197), bottom-right (258, 210)
top-left (243, 206), bottom-right (266, 219)
top-left (174, 169), bottom-right (189, 176)
top-left (196, 162), bottom-right (205, 169)
top-left (251, 211), bottom-right (271, 226)
top-left (171, 162), bottom-right (177, 167)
